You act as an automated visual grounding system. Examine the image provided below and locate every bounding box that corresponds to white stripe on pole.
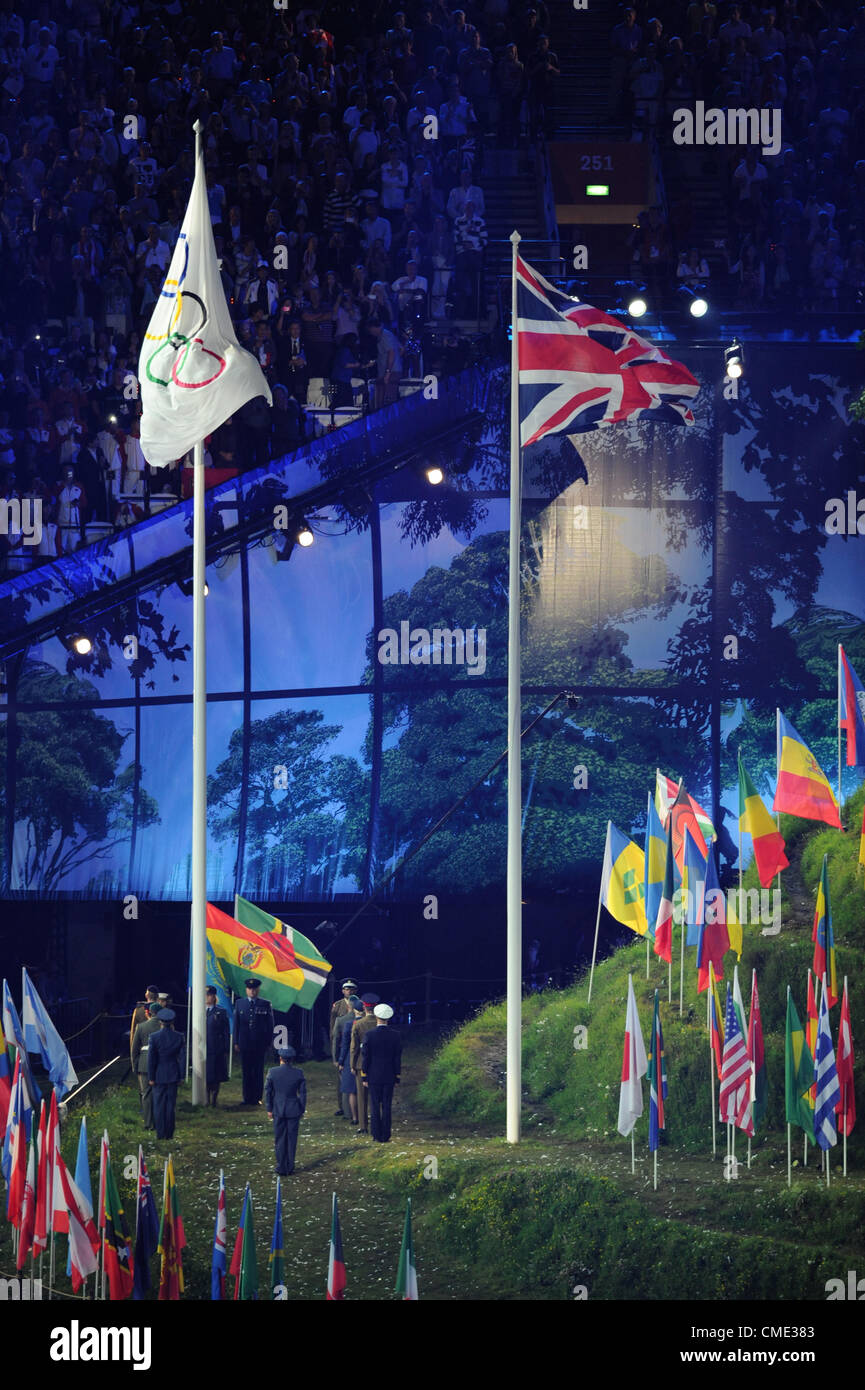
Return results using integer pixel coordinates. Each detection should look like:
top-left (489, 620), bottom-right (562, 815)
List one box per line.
top-left (506, 229), bottom-right (522, 1144)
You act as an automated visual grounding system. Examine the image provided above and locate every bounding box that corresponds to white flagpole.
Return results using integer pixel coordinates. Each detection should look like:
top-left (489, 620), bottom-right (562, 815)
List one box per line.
top-left (646, 935), bottom-right (650, 979)
top-left (678, 900), bottom-right (685, 1017)
top-left (775, 709), bottom-right (782, 910)
top-left (185, 987), bottom-right (192, 1084)
top-left (837, 644), bottom-right (842, 811)
top-left (587, 833), bottom-right (606, 1006)
top-left (653, 1148), bottom-right (657, 1191)
top-left (135, 1145), bottom-right (142, 1242)
top-left (505, 228), bottom-right (522, 1144)
top-left (843, 973), bottom-right (848, 1177)
top-left (189, 117), bottom-right (208, 1108)
top-left (708, 975), bottom-right (716, 1157)
top-left (631, 1132), bottom-right (635, 1174)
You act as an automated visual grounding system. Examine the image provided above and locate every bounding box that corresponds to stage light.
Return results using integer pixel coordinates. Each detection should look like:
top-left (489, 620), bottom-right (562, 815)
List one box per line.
top-left (61, 632), bottom-right (92, 655)
top-left (689, 294), bottom-right (709, 318)
top-left (725, 341), bottom-right (744, 378)
top-left (678, 284), bottom-right (709, 318)
top-left (296, 522), bottom-right (314, 547)
top-left (425, 465), bottom-right (444, 485)
top-left (627, 295), bottom-right (648, 318)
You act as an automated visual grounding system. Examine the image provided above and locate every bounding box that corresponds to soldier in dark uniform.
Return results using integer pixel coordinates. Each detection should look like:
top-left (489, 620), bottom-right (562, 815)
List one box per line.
top-left (336, 996), bottom-right (364, 1125)
top-left (129, 985), bottom-right (159, 1062)
top-left (205, 986), bottom-right (231, 1106)
top-left (350, 993), bottom-right (379, 1133)
top-left (330, 979), bottom-right (358, 1115)
top-left (265, 1045), bottom-right (307, 1176)
top-left (234, 978), bottom-right (275, 1105)
top-left (131, 1003), bottom-right (162, 1129)
top-left (147, 1008), bottom-right (186, 1140)
top-left (360, 1003), bottom-right (402, 1143)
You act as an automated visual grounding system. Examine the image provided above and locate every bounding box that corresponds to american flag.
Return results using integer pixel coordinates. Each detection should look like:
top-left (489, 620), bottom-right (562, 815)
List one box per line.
top-left (516, 255), bottom-right (700, 447)
top-left (719, 985), bottom-right (753, 1135)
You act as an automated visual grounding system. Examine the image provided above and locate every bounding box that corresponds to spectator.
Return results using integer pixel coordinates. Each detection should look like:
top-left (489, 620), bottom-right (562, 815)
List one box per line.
top-left (368, 315), bottom-right (403, 406)
top-left (453, 198), bottom-right (487, 317)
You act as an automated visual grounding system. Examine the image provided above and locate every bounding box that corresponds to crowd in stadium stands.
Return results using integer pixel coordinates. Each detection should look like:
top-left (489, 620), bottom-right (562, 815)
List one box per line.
top-left (0, 1), bottom-right (560, 572)
top-left (613, 1), bottom-right (865, 310)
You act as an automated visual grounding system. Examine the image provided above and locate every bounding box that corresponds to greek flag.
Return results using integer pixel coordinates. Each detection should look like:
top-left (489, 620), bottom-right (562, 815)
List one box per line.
top-left (814, 975), bottom-right (841, 1150)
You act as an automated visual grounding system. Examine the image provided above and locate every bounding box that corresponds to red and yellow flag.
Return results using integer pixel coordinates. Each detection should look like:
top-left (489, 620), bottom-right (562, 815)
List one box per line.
top-left (773, 712), bottom-right (841, 829)
top-left (206, 902), bottom-right (304, 1006)
top-left (158, 1154), bottom-right (186, 1300)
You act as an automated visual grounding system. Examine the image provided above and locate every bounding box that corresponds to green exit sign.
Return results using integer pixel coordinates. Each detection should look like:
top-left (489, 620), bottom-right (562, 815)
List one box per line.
top-left (586, 184), bottom-right (610, 197)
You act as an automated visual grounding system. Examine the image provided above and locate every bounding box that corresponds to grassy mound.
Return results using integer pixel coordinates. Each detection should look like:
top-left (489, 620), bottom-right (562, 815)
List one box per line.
top-left (419, 788), bottom-right (865, 1161)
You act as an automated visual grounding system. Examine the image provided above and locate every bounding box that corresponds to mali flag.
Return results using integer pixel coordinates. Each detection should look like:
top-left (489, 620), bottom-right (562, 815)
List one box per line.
top-left (643, 793), bottom-right (666, 940)
top-left (600, 822), bottom-right (648, 937)
top-left (811, 854), bottom-right (838, 1008)
top-left (206, 902), bottom-right (304, 1009)
top-left (738, 754), bottom-right (788, 888)
top-left (785, 989), bottom-right (815, 1138)
top-left (773, 711), bottom-right (841, 829)
top-left (158, 1154), bottom-right (186, 1299)
top-left (234, 895), bottom-right (332, 1010)
top-left (103, 1153), bottom-right (135, 1299)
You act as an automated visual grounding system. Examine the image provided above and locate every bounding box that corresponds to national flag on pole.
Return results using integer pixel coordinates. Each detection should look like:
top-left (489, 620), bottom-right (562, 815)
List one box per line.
top-left (839, 645), bottom-right (865, 769)
top-left (859, 804), bottom-right (865, 879)
top-left (683, 827), bottom-right (707, 947)
top-left (138, 129), bottom-right (271, 467)
top-left (669, 782), bottom-right (707, 876)
top-left (719, 985), bottom-right (753, 1135)
top-left (238, 1186), bottom-right (258, 1301)
top-left (33, 1100), bottom-right (49, 1256)
top-left (697, 848), bottom-right (730, 992)
top-left (56, 1154), bottom-right (99, 1292)
top-left (806, 971), bottom-right (818, 1126)
top-left (59, 1117), bottom-right (91, 1246)
top-left (212, 1170), bottom-right (228, 1300)
top-left (647, 990), bottom-right (667, 1152)
top-left (0, 1012), bottom-right (11, 1135)
top-left (655, 771), bottom-right (716, 844)
top-left (5, 1065), bottom-right (26, 1223)
top-left (811, 854), bottom-right (838, 1008)
top-left (269, 1178), bottom-right (285, 1298)
top-left (653, 817), bottom-right (675, 963)
top-left (773, 711), bottom-right (841, 829)
top-left (327, 1192), bottom-right (347, 1300)
top-left (737, 754), bottom-right (788, 887)
top-left (748, 971), bottom-right (767, 1132)
top-left (814, 975), bottom-right (841, 1151)
top-left (395, 1197), bottom-right (419, 1300)
top-left (708, 962), bottom-right (725, 1080)
top-left (2, 978), bottom-right (40, 1119)
top-left (206, 902), bottom-right (306, 1009)
top-left (229, 1183), bottom-right (249, 1301)
top-left (133, 1148), bottom-right (160, 1300)
top-left (515, 255), bottom-right (699, 445)
top-left (21, 968), bottom-right (78, 1098)
top-left (98, 1130), bottom-right (109, 1233)
top-left (643, 793), bottom-right (666, 939)
top-left (189, 938), bottom-right (235, 1033)
top-left (617, 975), bottom-right (648, 1137)
top-left (731, 965), bottom-right (747, 1041)
top-left (158, 1154), bottom-right (186, 1299)
top-left (17, 1138), bottom-right (37, 1269)
top-left (599, 822), bottom-right (648, 937)
top-left (103, 1152), bottom-right (135, 1299)
top-left (785, 990), bottom-right (815, 1139)
top-left (234, 895), bottom-right (333, 1009)
top-left (835, 979), bottom-right (855, 1137)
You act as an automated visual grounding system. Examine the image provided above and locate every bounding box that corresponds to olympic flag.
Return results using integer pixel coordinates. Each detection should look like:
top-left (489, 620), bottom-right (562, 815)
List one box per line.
top-left (138, 131), bottom-right (272, 467)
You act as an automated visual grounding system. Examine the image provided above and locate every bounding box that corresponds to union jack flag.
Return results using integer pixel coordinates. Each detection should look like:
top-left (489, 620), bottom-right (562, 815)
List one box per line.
top-left (516, 255), bottom-right (700, 447)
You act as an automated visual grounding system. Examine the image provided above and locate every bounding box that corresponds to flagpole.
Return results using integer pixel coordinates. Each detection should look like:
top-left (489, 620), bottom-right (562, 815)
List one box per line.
top-left (837, 644), bottom-right (842, 811)
top-left (630, 1132), bottom-right (635, 1174)
top-left (653, 1148), bottom-right (657, 1191)
top-left (186, 987), bottom-right (192, 1084)
top-left (587, 870), bottom-right (604, 1005)
top-left (189, 118), bottom-right (208, 1108)
top-left (842, 973), bottom-right (848, 1177)
top-left (775, 709), bottom-right (782, 912)
top-left (646, 935), bottom-right (649, 979)
top-left (505, 228), bottom-right (522, 1144)
top-left (678, 900), bottom-right (685, 1017)
top-left (708, 979), bottom-right (716, 1157)
top-left (135, 1146), bottom-right (141, 1242)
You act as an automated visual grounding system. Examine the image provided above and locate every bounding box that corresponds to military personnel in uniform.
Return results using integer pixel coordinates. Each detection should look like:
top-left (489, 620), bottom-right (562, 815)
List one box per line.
top-left (329, 979), bottom-right (358, 1115)
top-left (361, 1003), bottom-right (402, 1143)
top-left (130, 985), bottom-right (159, 1061)
top-left (147, 1008), bottom-right (185, 1140)
top-left (131, 1003), bottom-right (162, 1129)
top-left (265, 1045), bottom-right (307, 1175)
top-left (205, 986), bottom-right (231, 1106)
top-left (336, 996), bottom-right (364, 1125)
top-left (234, 978), bottom-right (275, 1105)
top-left (350, 993), bottom-right (379, 1133)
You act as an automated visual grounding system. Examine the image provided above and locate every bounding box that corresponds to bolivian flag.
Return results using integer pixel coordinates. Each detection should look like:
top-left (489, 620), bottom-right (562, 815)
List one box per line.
top-left (234, 895), bottom-right (331, 1010)
top-left (206, 903), bottom-right (304, 1009)
top-left (811, 855), bottom-right (838, 1008)
top-left (738, 753), bottom-right (788, 887)
top-left (600, 822), bottom-right (648, 937)
top-left (773, 711), bottom-right (841, 829)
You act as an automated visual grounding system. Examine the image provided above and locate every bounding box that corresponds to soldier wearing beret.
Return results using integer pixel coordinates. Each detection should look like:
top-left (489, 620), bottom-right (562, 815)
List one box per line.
top-left (234, 978), bottom-right (275, 1105)
top-left (147, 1008), bottom-right (186, 1140)
top-left (350, 993), bottom-right (379, 1133)
top-left (131, 1003), bottom-right (162, 1130)
top-left (330, 978), bottom-right (358, 1116)
top-left (265, 1046), bottom-right (307, 1176)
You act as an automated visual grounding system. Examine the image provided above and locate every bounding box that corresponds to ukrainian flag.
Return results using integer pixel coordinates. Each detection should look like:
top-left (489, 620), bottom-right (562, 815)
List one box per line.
top-left (643, 793), bottom-right (666, 939)
top-left (600, 822), bottom-right (648, 937)
top-left (773, 711), bottom-right (841, 829)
